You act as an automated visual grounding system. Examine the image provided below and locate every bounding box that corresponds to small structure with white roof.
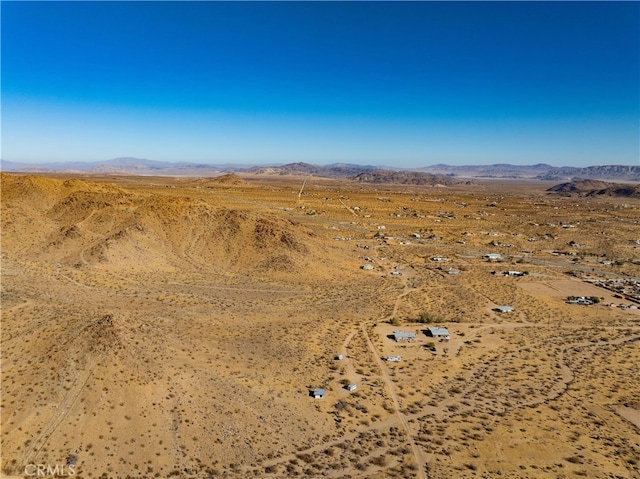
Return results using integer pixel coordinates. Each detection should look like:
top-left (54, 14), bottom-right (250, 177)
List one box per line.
top-left (493, 305), bottom-right (514, 313)
top-left (313, 388), bottom-right (326, 399)
top-left (393, 330), bottom-right (417, 342)
top-left (426, 327), bottom-right (450, 339)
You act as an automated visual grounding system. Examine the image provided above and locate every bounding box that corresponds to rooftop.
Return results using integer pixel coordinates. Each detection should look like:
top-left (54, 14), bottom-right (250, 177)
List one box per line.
top-left (393, 330), bottom-right (417, 340)
top-left (427, 327), bottom-right (450, 336)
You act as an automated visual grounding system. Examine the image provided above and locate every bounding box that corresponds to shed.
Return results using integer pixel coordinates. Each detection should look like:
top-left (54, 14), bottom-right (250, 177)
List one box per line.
top-left (313, 388), bottom-right (326, 399)
top-left (504, 271), bottom-right (524, 277)
top-left (393, 330), bottom-right (417, 342)
top-left (361, 264), bottom-right (374, 270)
top-left (494, 306), bottom-right (513, 313)
top-left (346, 383), bottom-right (357, 391)
top-left (426, 327), bottom-right (450, 338)
top-left (386, 356), bottom-right (401, 362)
top-left (484, 253), bottom-right (502, 261)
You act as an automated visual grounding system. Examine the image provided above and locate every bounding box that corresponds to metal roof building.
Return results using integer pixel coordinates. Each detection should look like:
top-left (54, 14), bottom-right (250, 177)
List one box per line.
top-left (426, 327), bottom-right (450, 337)
top-left (494, 306), bottom-right (514, 313)
top-left (393, 330), bottom-right (417, 342)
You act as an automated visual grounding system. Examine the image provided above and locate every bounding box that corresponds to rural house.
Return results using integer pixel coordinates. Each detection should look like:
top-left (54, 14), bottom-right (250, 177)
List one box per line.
top-left (493, 305), bottom-right (514, 313)
top-left (426, 327), bottom-right (450, 339)
top-left (393, 330), bottom-right (416, 342)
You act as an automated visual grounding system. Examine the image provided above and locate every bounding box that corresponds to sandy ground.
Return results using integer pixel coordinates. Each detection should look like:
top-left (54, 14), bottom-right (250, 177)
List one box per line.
top-left (2, 173), bottom-right (639, 478)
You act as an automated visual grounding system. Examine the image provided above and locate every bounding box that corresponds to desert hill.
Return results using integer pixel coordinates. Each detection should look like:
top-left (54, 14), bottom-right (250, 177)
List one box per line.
top-left (192, 173), bottom-right (248, 187)
top-left (547, 179), bottom-right (640, 198)
top-left (536, 164), bottom-right (640, 182)
top-left (1, 174), bottom-right (320, 277)
top-left (247, 161), bottom-right (379, 178)
top-left (352, 170), bottom-right (458, 186)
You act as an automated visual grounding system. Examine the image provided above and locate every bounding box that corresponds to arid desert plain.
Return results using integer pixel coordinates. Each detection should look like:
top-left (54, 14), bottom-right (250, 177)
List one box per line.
top-left (2, 172), bottom-right (639, 479)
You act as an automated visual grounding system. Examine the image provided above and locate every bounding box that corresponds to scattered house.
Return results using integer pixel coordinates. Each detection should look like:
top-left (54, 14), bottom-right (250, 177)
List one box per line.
top-left (386, 356), bottom-right (401, 362)
top-left (377, 225), bottom-right (386, 230)
top-left (431, 256), bottom-right (447, 262)
top-left (484, 253), bottom-right (502, 261)
top-left (390, 271), bottom-right (402, 276)
top-left (504, 271), bottom-right (525, 277)
top-left (447, 269), bottom-right (459, 275)
top-left (426, 327), bottom-right (450, 338)
top-left (411, 233), bottom-right (422, 238)
top-left (335, 354), bottom-right (344, 360)
top-left (361, 264), bottom-right (374, 270)
top-left (567, 297), bottom-right (593, 305)
top-left (493, 305), bottom-right (514, 313)
top-left (346, 383), bottom-right (357, 392)
top-left (393, 330), bottom-right (416, 342)
top-left (313, 388), bottom-right (326, 399)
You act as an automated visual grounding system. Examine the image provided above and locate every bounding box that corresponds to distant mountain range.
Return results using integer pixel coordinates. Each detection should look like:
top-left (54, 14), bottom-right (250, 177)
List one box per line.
top-left (547, 180), bottom-right (640, 198)
top-left (1, 158), bottom-right (638, 182)
top-left (416, 163), bottom-right (640, 181)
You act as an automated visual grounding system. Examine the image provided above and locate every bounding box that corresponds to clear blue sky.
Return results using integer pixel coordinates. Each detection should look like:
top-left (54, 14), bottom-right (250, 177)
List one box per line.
top-left (2, 1), bottom-right (639, 167)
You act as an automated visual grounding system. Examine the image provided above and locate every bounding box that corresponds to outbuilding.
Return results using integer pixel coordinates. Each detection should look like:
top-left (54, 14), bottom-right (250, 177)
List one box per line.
top-left (426, 327), bottom-right (450, 338)
top-left (493, 306), bottom-right (514, 313)
top-left (313, 388), bottom-right (326, 399)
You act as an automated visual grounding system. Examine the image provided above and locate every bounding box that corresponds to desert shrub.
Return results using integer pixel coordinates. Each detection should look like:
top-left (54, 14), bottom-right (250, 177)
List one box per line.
top-left (415, 312), bottom-right (441, 324)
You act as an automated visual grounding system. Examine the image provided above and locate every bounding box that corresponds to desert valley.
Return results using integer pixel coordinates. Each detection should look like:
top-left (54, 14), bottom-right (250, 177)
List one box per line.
top-left (1, 171), bottom-right (639, 479)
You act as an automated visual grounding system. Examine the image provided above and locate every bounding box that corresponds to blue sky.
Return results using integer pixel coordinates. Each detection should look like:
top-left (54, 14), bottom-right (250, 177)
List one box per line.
top-left (2, 1), bottom-right (639, 167)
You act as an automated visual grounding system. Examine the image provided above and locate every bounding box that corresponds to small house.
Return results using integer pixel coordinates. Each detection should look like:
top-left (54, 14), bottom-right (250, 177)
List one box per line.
top-left (335, 354), bottom-right (344, 360)
top-left (393, 330), bottom-right (416, 342)
top-left (484, 253), bottom-right (502, 261)
top-left (386, 356), bottom-right (401, 362)
top-left (313, 388), bottom-right (326, 399)
top-left (346, 383), bottom-right (357, 392)
top-left (493, 306), bottom-right (513, 313)
top-left (426, 327), bottom-right (450, 338)
top-left (504, 271), bottom-right (524, 277)
top-left (361, 264), bottom-right (374, 270)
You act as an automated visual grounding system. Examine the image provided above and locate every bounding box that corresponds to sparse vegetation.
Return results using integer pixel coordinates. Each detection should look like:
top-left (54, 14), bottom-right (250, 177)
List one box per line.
top-left (2, 172), bottom-right (639, 478)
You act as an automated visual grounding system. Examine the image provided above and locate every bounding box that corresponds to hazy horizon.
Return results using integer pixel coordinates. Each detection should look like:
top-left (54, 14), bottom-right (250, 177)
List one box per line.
top-left (2, 2), bottom-right (639, 168)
